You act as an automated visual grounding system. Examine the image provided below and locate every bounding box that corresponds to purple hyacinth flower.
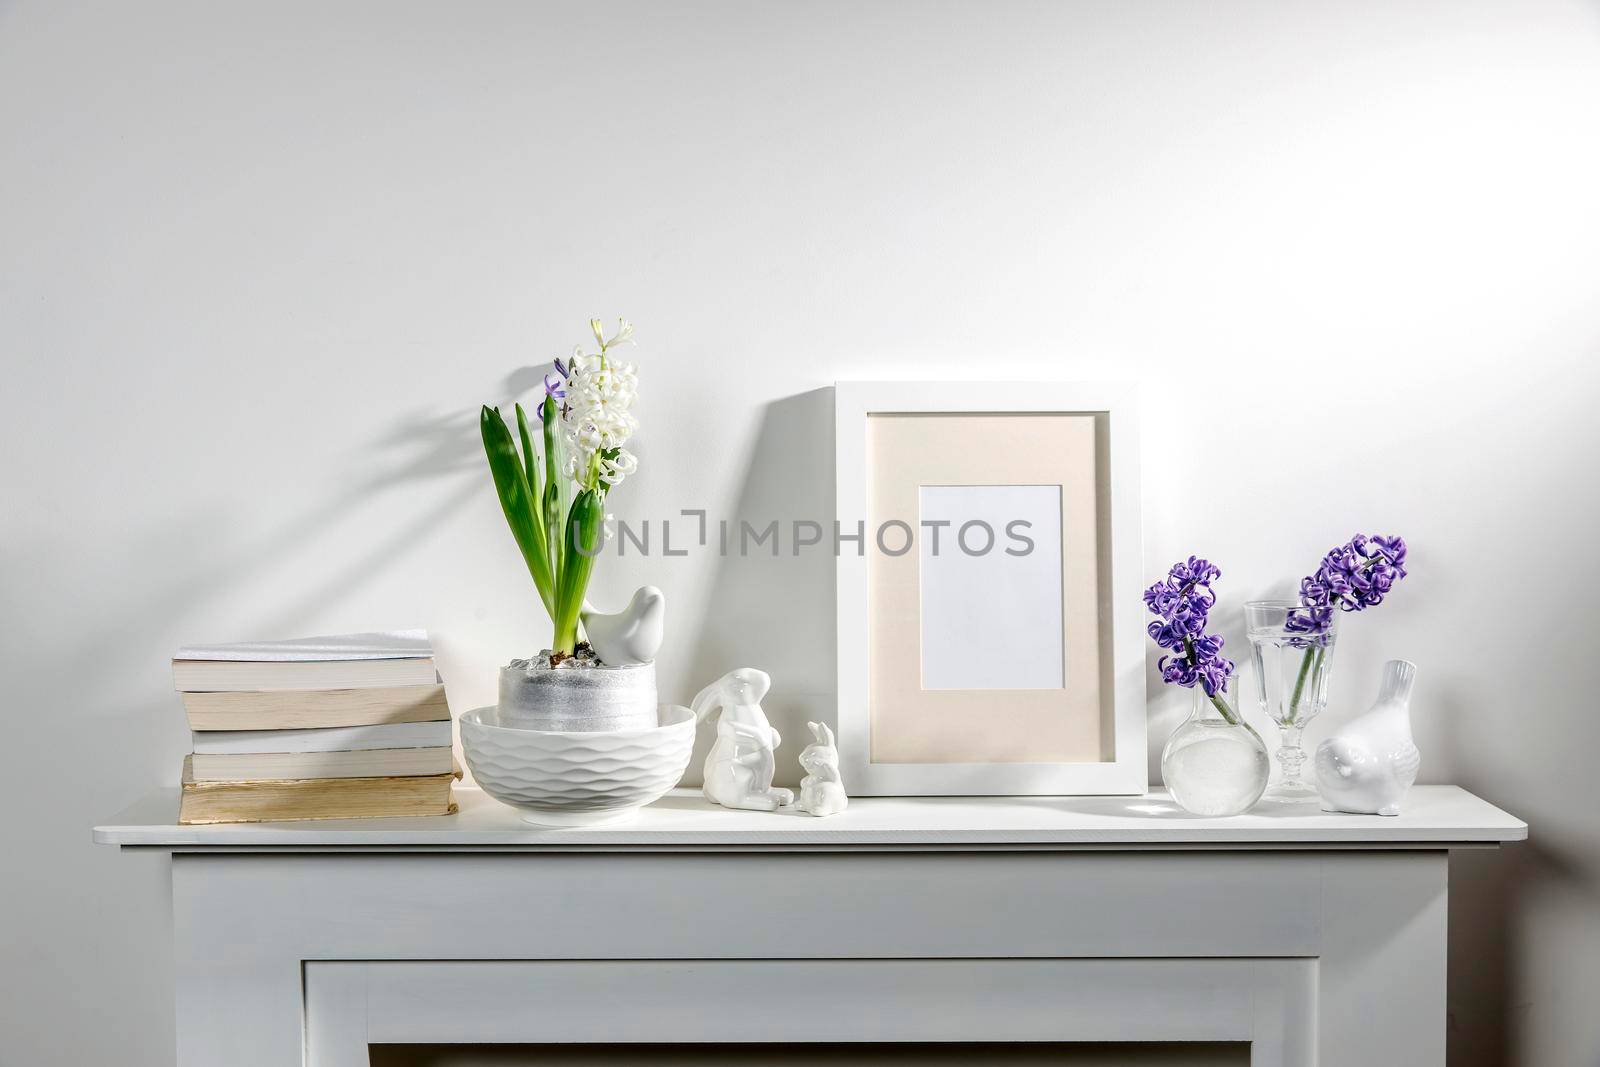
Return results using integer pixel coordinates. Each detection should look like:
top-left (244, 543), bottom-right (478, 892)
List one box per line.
top-left (1143, 556), bottom-right (1235, 697)
top-left (1288, 533), bottom-right (1409, 635)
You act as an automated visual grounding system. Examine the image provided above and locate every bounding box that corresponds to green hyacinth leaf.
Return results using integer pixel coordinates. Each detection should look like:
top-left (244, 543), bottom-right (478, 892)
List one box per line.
top-left (542, 396), bottom-right (565, 595)
top-left (514, 402), bottom-right (547, 553)
top-left (480, 405), bottom-right (555, 620)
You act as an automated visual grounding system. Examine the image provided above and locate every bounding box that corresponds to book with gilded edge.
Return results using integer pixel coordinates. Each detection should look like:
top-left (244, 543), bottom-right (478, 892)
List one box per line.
top-left (180, 684), bottom-right (449, 731)
top-left (185, 747), bottom-right (454, 782)
top-left (191, 719), bottom-right (453, 755)
top-left (177, 760), bottom-right (461, 824)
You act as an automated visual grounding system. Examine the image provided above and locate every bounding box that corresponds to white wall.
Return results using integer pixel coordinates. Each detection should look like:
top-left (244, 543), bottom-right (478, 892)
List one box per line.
top-left (3, 2), bottom-right (1598, 1063)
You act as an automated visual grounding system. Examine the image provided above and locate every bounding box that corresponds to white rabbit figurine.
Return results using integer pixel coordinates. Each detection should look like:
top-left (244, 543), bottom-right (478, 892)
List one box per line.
top-left (797, 721), bottom-right (848, 817)
top-left (691, 668), bottom-right (794, 812)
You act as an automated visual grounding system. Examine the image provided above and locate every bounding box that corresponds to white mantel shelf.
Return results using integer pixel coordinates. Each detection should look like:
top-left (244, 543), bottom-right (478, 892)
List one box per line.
top-left (103, 784), bottom-right (1527, 1065)
top-left (94, 784), bottom-right (1524, 852)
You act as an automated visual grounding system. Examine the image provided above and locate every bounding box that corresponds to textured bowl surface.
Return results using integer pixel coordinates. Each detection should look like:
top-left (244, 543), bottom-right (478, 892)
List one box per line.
top-left (460, 704), bottom-right (696, 825)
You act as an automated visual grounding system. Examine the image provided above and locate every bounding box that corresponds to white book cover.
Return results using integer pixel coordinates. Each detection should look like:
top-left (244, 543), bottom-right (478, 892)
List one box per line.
top-left (191, 720), bottom-right (453, 755)
top-left (174, 629), bottom-right (432, 662)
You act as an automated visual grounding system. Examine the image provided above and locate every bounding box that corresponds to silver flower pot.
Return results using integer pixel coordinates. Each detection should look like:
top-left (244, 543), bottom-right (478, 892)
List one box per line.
top-left (497, 658), bottom-right (658, 732)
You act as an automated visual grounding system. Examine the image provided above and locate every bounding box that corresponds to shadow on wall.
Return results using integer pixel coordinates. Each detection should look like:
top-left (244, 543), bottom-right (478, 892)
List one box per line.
top-left (1446, 830), bottom-right (1600, 1067)
top-left (1434, 676), bottom-right (1515, 1066)
top-left (681, 388), bottom-right (836, 789)
top-left (25, 375), bottom-right (519, 750)
top-left (1434, 673), bottom-right (1600, 1067)
top-left (261, 405), bottom-right (483, 630)
top-left (1445, 810), bottom-right (1600, 1061)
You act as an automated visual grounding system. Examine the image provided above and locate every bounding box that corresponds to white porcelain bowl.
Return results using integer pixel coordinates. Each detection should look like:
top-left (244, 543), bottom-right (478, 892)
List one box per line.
top-left (459, 704), bottom-right (696, 827)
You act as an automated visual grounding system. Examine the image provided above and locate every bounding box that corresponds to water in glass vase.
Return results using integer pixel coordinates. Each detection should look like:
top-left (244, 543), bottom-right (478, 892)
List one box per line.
top-left (1160, 692), bottom-right (1270, 816)
top-left (1246, 600), bottom-right (1338, 802)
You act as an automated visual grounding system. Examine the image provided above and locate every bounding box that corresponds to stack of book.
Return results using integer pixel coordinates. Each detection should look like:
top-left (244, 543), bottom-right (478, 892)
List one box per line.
top-left (174, 630), bottom-right (460, 824)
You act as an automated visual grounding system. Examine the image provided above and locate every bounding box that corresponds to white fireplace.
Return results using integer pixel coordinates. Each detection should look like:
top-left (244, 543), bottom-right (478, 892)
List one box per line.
top-left (96, 786), bottom-right (1524, 1066)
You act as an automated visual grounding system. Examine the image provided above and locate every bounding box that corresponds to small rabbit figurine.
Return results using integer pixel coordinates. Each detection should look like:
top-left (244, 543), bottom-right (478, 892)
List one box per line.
top-left (1315, 659), bottom-right (1421, 816)
top-left (692, 668), bottom-right (794, 812)
top-left (797, 721), bottom-right (848, 818)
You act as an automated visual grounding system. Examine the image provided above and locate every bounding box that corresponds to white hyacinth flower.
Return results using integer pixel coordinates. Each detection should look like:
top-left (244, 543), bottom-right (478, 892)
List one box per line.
top-left (558, 342), bottom-right (640, 491)
top-left (599, 448), bottom-right (638, 486)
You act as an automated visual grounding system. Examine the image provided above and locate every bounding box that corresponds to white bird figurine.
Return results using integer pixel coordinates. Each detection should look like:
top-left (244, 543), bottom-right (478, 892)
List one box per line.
top-left (581, 586), bottom-right (666, 666)
top-left (1315, 659), bottom-right (1421, 816)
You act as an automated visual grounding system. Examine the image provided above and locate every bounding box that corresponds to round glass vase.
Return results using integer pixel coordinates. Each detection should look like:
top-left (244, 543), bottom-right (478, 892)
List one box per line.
top-left (1245, 600), bottom-right (1339, 802)
top-left (1160, 688), bottom-right (1270, 817)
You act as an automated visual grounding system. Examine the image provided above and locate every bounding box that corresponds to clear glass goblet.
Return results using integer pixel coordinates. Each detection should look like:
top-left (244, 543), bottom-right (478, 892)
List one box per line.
top-left (1245, 600), bottom-right (1339, 802)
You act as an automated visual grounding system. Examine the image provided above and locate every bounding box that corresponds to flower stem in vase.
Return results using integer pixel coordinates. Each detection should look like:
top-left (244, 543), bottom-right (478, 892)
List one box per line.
top-left (1286, 645), bottom-right (1316, 723)
top-left (552, 488), bottom-right (606, 655)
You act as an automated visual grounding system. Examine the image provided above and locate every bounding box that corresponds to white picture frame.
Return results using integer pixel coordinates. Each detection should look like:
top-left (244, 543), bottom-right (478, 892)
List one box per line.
top-left (835, 381), bottom-right (1146, 796)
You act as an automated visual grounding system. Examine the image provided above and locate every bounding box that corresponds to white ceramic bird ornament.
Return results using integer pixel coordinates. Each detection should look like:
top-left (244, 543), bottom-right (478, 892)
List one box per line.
top-left (1315, 659), bottom-right (1422, 816)
top-left (797, 721), bottom-right (848, 817)
top-left (581, 586), bottom-right (665, 666)
top-left (691, 668), bottom-right (793, 812)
